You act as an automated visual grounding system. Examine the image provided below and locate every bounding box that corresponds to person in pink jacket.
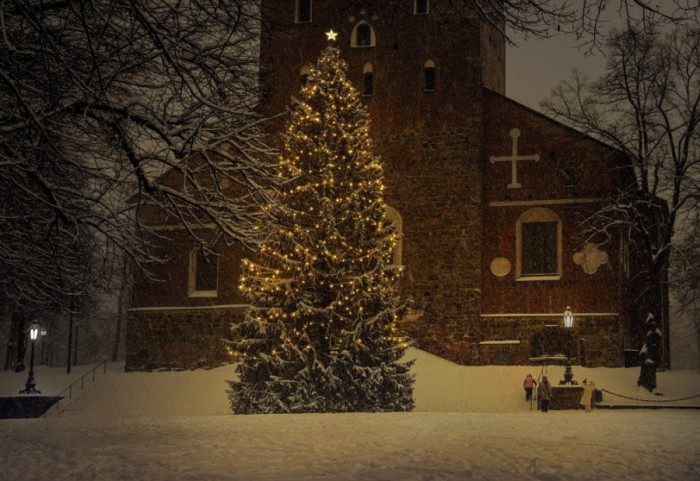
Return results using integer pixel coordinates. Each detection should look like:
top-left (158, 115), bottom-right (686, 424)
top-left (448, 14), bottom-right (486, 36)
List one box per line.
top-left (523, 373), bottom-right (537, 401)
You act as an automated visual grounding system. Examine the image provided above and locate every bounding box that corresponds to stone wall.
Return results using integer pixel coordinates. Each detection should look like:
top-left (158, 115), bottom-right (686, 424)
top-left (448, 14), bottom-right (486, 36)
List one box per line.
top-left (537, 386), bottom-right (600, 410)
top-left (131, 232), bottom-right (248, 309)
top-left (260, 1), bottom-right (504, 132)
top-left (125, 307), bottom-right (245, 371)
top-left (477, 91), bottom-right (643, 367)
top-left (478, 314), bottom-right (624, 367)
top-left (378, 124), bottom-right (484, 366)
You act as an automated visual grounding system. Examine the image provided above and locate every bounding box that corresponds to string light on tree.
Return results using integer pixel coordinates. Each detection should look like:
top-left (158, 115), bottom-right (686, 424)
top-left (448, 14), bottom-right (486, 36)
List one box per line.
top-left (226, 41), bottom-right (414, 414)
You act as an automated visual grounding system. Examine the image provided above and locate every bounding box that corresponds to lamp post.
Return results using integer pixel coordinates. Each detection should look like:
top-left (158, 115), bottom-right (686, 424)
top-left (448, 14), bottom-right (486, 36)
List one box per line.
top-left (19, 322), bottom-right (42, 394)
top-left (563, 306), bottom-right (574, 329)
top-left (40, 327), bottom-right (47, 366)
top-left (560, 307), bottom-right (577, 385)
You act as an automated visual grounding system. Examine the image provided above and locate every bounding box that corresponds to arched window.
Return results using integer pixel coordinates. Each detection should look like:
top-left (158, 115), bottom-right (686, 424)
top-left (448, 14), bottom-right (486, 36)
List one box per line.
top-left (296, 0), bottom-right (311, 23)
top-left (351, 21), bottom-right (376, 48)
top-left (362, 63), bottom-right (373, 96)
top-left (188, 248), bottom-right (218, 297)
top-left (516, 208), bottom-right (562, 281)
top-left (414, 0), bottom-right (429, 15)
top-left (424, 60), bottom-right (436, 91)
top-left (385, 206), bottom-right (403, 266)
top-left (357, 24), bottom-right (371, 46)
top-left (300, 65), bottom-right (310, 86)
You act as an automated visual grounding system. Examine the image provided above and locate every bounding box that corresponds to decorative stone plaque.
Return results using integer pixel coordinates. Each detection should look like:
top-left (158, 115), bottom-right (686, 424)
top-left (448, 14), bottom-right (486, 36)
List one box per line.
top-left (490, 257), bottom-right (512, 277)
top-left (573, 242), bottom-right (609, 274)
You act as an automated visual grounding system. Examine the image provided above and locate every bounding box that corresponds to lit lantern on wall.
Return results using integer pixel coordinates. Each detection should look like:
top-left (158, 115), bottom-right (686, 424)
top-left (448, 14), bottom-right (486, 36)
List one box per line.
top-left (563, 306), bottom-right (574, 329)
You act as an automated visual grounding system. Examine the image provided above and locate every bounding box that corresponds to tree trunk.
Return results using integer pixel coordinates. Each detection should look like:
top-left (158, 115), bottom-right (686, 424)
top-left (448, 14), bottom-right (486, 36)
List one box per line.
top-left (638, 361), bottom-right (657, 391)
top-left (112, 263), bottom-right (128, 363)
top-left (66, 305), bottom-right (73, 374)
top-left (3, 312), bottom-right (19, 371)
top-left (13, 312), bottom-right (26, 372)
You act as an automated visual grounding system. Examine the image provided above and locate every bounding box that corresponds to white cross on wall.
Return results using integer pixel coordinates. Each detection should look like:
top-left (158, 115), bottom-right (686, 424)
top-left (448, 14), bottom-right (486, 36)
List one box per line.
top-left (489, 128), bottom-right (540, 189)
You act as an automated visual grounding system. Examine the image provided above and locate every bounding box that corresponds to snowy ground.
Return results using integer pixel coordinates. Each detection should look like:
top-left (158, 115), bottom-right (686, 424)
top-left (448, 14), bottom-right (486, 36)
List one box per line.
top-left (1, 349), bottom-right (698, 480)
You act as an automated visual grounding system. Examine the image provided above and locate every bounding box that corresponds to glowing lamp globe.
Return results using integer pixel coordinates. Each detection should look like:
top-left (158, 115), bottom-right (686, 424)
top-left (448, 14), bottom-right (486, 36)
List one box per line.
top-left (563, 307), bottom-right (574, 329)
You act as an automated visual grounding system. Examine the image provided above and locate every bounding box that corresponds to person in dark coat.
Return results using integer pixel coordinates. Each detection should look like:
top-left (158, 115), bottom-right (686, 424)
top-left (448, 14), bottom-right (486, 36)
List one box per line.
top-left (538, 375), bottom-right (552, 412)
top-left (523, 373), bottom-right (537, 401)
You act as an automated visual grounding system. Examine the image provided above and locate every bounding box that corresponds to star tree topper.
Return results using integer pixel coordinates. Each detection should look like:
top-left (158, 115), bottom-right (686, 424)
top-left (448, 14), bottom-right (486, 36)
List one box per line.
top-left (326, 29), bottom-right (338, 41)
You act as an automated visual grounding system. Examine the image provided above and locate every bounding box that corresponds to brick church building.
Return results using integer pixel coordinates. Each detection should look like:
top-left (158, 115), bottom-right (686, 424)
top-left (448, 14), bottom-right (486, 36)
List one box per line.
top-left (126, 0), bottom-right (663, 371)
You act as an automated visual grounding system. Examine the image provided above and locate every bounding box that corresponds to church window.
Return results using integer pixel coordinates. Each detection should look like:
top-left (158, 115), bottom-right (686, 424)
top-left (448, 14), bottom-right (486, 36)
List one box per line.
top-left (351, 21), bottom-right (375, 48)
top-left (564, 168), bottom-right (575, 188)
top-left (357, 24), bottom-right (371, 46)
top-left (522, 222), bottom-right (557, 275)
top-left (296, 0), bottom-right (311, 23)
top-left (300, 65), bottom-right (310, 86)
top-left (424, 60), bottom-right (436, 91)
top-left (516, 208), bottom-right (562, 281)
top-left (414, 0), bottom-right (429, 15)
top-left (188, 249), bottom-right (218, 297)
top-left (385, 206), bottom-right (403, 266)
top-left (363, 63), bottom-right (373, 96)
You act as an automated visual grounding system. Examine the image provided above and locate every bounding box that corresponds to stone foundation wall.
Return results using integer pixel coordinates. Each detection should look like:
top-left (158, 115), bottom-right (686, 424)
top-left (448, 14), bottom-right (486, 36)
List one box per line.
top-left (537, 386), bottom-right (600, 410)
top-left (125, 307), bottom-right (245, 371)
top-left (478, 315), bottom-right (624, 367)
top-left (400, 314), bottom-right (480, 366)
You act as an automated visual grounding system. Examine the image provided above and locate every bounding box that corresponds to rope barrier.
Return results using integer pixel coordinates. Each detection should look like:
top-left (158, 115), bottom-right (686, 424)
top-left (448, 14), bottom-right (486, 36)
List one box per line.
top-left (600, 388), bottom-right (700, 403)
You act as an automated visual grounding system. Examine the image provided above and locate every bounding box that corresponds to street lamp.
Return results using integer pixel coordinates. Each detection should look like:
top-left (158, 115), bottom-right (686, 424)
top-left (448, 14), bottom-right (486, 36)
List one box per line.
top-left (19, 322), bottom-right (42, 394)
top-left (560, 307), bottom-right (578, 385)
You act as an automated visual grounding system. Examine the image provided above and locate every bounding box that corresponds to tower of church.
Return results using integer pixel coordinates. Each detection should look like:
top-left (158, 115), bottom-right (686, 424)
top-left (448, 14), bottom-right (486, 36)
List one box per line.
top-left (259, 0), bottom-right (506, 363)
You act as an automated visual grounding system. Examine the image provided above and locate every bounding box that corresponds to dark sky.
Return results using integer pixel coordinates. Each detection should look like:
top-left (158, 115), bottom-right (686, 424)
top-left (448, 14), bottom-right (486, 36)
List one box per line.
top-left (506, 31), bottom-right (606, 113)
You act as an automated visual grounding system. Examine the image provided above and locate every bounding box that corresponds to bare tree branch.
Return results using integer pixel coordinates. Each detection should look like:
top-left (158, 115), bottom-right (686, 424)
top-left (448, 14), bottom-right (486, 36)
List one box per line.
top-left (0, 0), bottom-right (281, 312)
top-left (543, 22), bottom-right (699, 350)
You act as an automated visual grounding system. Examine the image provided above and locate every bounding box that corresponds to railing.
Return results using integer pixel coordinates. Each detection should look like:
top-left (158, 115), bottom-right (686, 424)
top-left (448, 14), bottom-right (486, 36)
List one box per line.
top-left (600, 389), bottom-right (700, 403)
top-left (44, 360), bottom-right (108, 417)
top-left (531, 365), bottom-right (546, 411)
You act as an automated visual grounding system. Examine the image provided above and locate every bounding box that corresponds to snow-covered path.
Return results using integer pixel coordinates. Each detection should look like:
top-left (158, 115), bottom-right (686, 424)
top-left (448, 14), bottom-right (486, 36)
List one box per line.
top-left (2, 410), bottom-right (698, 480)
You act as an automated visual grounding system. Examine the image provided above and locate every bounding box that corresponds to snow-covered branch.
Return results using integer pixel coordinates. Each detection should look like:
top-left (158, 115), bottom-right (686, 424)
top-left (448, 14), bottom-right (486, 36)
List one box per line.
top-left (543, 22), bottom-right (699, 326)
top-left (0, 0), bottom-right (280, 312)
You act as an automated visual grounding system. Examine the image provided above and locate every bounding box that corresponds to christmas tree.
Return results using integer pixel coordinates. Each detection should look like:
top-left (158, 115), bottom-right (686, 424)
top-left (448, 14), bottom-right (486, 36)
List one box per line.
top-left (227, 35), bottom-right (414, 414)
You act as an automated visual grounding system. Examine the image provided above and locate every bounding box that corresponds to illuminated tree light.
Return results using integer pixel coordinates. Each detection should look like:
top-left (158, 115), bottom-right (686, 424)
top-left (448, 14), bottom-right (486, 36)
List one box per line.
top-left (227, 43), bottom-right (413, 414)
